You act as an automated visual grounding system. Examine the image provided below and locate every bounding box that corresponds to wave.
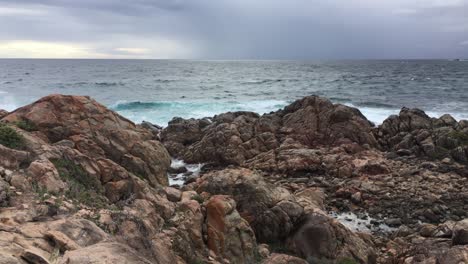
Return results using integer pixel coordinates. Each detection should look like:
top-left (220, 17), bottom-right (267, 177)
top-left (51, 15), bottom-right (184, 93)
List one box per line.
top-left (241, 79), bottom-right (288, 85)
top-left (111, 100), bottom-right (289, 126)
top-left (354, 101), bottom-right (397, 108)
top-left (0, 93), bottom-right (20, 111)
top-left (95, 82), bottom-right (123, 86)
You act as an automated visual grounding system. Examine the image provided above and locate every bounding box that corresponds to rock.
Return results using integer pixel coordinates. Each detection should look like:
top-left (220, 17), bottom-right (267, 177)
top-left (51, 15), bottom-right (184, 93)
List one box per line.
top-left (0, 144), bottom-right (29, 170)
top-left (262, 253), bottom-right (308, 264)
top-left (47, 219), bottom-right (108, 247)
top-left (45, 230), bottom-right (81, 251)
top-left (0, 178), bottom-right (9, 206)
top-left (164, 187), bottom-right (182, 202)
top-left (21, 249), bottom-right (50, 264)
top-left (197, 168), bottom-right (303, 242)
top-left (288, 213), bottom-right (377, 264)
top-left (257, 244), bottom-right (270, 258)
top-left (385, 218), bottom-right (402, 227)
top-left (59, 242), bottom-right (154, 264)
top-left (378, 107), bottom-right (468, 163)
top-left (27, 159), bottom-right (66, 193)
top-left (168, 166), bottom-right (188, 174)
top-left (351, 191), bottom-right (362, 204)
top-left (205, 195), bottom-right (256, 264)
top-left (0, 109), bottom-right (8, 119)
top-left (452, 219), bottom-right (468, 245)
top-left (159, 199), bottom-right (206, 263)
top-left (3, 95), bottom-right (171, 186)
top-left (162, 96), bottom-right (377, 167)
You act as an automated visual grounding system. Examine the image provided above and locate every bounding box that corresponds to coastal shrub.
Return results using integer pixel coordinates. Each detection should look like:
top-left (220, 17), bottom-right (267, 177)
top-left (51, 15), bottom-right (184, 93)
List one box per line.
top-left (51, 158), bottom-right (108, 208)
top-left (15, 119), bottom-right (37, 132)
top-left (191, 194), bottom-right (204, 204)
top-left (0, 123), bottom-right (25, 149)
top-left (448, 130), bottom-right (468, 145)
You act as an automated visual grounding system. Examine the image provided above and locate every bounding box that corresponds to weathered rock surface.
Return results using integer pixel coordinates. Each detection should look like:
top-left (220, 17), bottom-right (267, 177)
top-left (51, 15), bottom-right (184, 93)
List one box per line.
top-left (162, 96), bottom-right (377, 167)
top-left (205, 195), bottom-right (257, 264)
top-left (262, 253), bottom-right (308, 264)
top-left (377, 107), bottom-right (468, 163)
top-left (3, 94), bottom-right (171, 186)
top-left (1, 94), bottom-right (467, 264)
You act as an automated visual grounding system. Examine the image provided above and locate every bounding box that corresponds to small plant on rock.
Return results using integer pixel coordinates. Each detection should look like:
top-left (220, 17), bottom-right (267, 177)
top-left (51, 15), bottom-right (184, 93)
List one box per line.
top-left (191, 194), bottom-right (204, 204)
top-left (51, 158), bottom-right (108, 208)
top-left (0, 123), bottom-right (25, 149)
top-left (15, 119), bottom-right (37, 132)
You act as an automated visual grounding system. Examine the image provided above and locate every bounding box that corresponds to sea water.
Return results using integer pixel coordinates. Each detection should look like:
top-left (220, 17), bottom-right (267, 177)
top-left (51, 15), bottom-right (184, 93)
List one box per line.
top-left (1, 59), bottom-right (467, 125)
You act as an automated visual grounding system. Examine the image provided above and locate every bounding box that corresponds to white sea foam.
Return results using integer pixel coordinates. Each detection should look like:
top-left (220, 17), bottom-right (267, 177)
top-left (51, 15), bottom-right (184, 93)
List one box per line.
top-left (329, 211), bottom-right (396, 234)
top-left (0, 92), bottom-right (20, 111)
top-left (168, 159), bottom-right (203, 186)
top-left (347, 103), bottom-right (468, 125)
top-left (113, 100), bottom-right (289, 126)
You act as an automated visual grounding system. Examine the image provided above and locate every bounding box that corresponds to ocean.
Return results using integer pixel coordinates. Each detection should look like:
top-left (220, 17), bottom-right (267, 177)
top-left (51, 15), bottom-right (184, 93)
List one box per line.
top-left (1, 59), bottom-right (467, 126)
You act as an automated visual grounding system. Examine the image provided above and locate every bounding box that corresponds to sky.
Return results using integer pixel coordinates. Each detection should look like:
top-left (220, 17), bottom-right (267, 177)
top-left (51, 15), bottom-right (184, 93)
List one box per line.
top-left (0, 0), bottom-right (467, 59)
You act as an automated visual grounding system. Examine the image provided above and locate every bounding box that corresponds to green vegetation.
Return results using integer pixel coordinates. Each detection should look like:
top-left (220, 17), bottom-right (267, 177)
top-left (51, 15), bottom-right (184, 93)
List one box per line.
top-left (32, 181), bottom-right (49, 200)
top-left (191, 194), bottom-right (204, 204)
top-left (51, 158), bottom-right (108, 208)
top-left (0, 123), bottom-right (25, 149)
top-left (14, 119), bottom-right (37, 132)
top-left (449, 130), bottom-right (468, 145)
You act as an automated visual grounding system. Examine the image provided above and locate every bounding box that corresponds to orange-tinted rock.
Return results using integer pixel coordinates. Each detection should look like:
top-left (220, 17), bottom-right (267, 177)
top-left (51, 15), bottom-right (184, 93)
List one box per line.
top-left (206, 195), bottom-right (256, 264)
top-left (3, 94), bottom-right (170, 186)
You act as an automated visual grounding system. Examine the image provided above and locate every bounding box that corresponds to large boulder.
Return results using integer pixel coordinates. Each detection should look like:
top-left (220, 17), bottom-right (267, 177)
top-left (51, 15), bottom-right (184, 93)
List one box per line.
top-left (452, 219), bottom-right (468, 245)
top-left (205, 195), bottom-right (257, 264)
top-left (2, 95), bottom-right (170, 186)
top-left (197, 168), bottom-right (305, 242)
top-left (162, 96), bottom-right (377, 167)
top-left (59, 242), bottom-right (154, 264)
top-left (377, 107), bottom-right (468, 163)
top-left (288, 213), bottom-right (377, 264)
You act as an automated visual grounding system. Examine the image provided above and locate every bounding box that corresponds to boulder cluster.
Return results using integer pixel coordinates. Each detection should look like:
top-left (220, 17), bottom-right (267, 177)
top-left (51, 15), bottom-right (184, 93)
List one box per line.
top-left (0, 94), bottom-right (466, 264)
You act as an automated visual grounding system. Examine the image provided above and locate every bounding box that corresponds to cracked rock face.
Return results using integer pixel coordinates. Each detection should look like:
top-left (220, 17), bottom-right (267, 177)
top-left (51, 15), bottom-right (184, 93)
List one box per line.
top-left (0, 94), bottom-right (467, 264)
top-left (162, 96), bottom-right (377, 166)
top-left (377, 107), bottom-right (468, 164)
top-left (3, 94), bottom-right (171, 186)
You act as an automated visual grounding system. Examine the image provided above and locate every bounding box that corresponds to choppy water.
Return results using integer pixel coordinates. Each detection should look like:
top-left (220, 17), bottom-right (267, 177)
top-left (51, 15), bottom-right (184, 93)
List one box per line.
top-left (1, 59), bottom-right (467, 125)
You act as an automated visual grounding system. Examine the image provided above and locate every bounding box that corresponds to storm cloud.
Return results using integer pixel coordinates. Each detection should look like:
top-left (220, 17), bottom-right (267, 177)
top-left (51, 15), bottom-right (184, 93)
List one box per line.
top-left (0, 0), bottom-right (467, 59)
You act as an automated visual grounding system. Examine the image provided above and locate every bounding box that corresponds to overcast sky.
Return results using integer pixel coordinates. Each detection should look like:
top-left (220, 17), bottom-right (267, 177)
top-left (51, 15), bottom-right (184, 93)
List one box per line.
top-left (0, 0), bottom-right (467, 59)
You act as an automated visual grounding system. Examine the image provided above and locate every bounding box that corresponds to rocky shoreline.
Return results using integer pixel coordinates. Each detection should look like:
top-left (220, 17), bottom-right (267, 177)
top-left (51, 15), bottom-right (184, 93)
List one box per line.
top-left (0, 94), bottom-right (466, 264)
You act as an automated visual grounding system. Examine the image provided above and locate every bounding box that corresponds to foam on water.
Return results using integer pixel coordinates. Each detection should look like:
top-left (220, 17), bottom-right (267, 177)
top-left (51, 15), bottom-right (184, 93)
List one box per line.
top-left (168, 159), bottom-right (203, 186)
top-left (112, 100), bottom-right (288, 126)
top-left (329, 211), bottom-right (396, 234)
top-left (0, 92), bottom-right (20, 112)
top-left (347, 103), bottom-right (468, 125)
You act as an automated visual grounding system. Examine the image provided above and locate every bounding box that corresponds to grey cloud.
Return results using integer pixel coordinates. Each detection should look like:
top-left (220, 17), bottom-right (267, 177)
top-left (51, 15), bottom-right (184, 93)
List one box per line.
top-left (0, 0), bottom-right (467, 59)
